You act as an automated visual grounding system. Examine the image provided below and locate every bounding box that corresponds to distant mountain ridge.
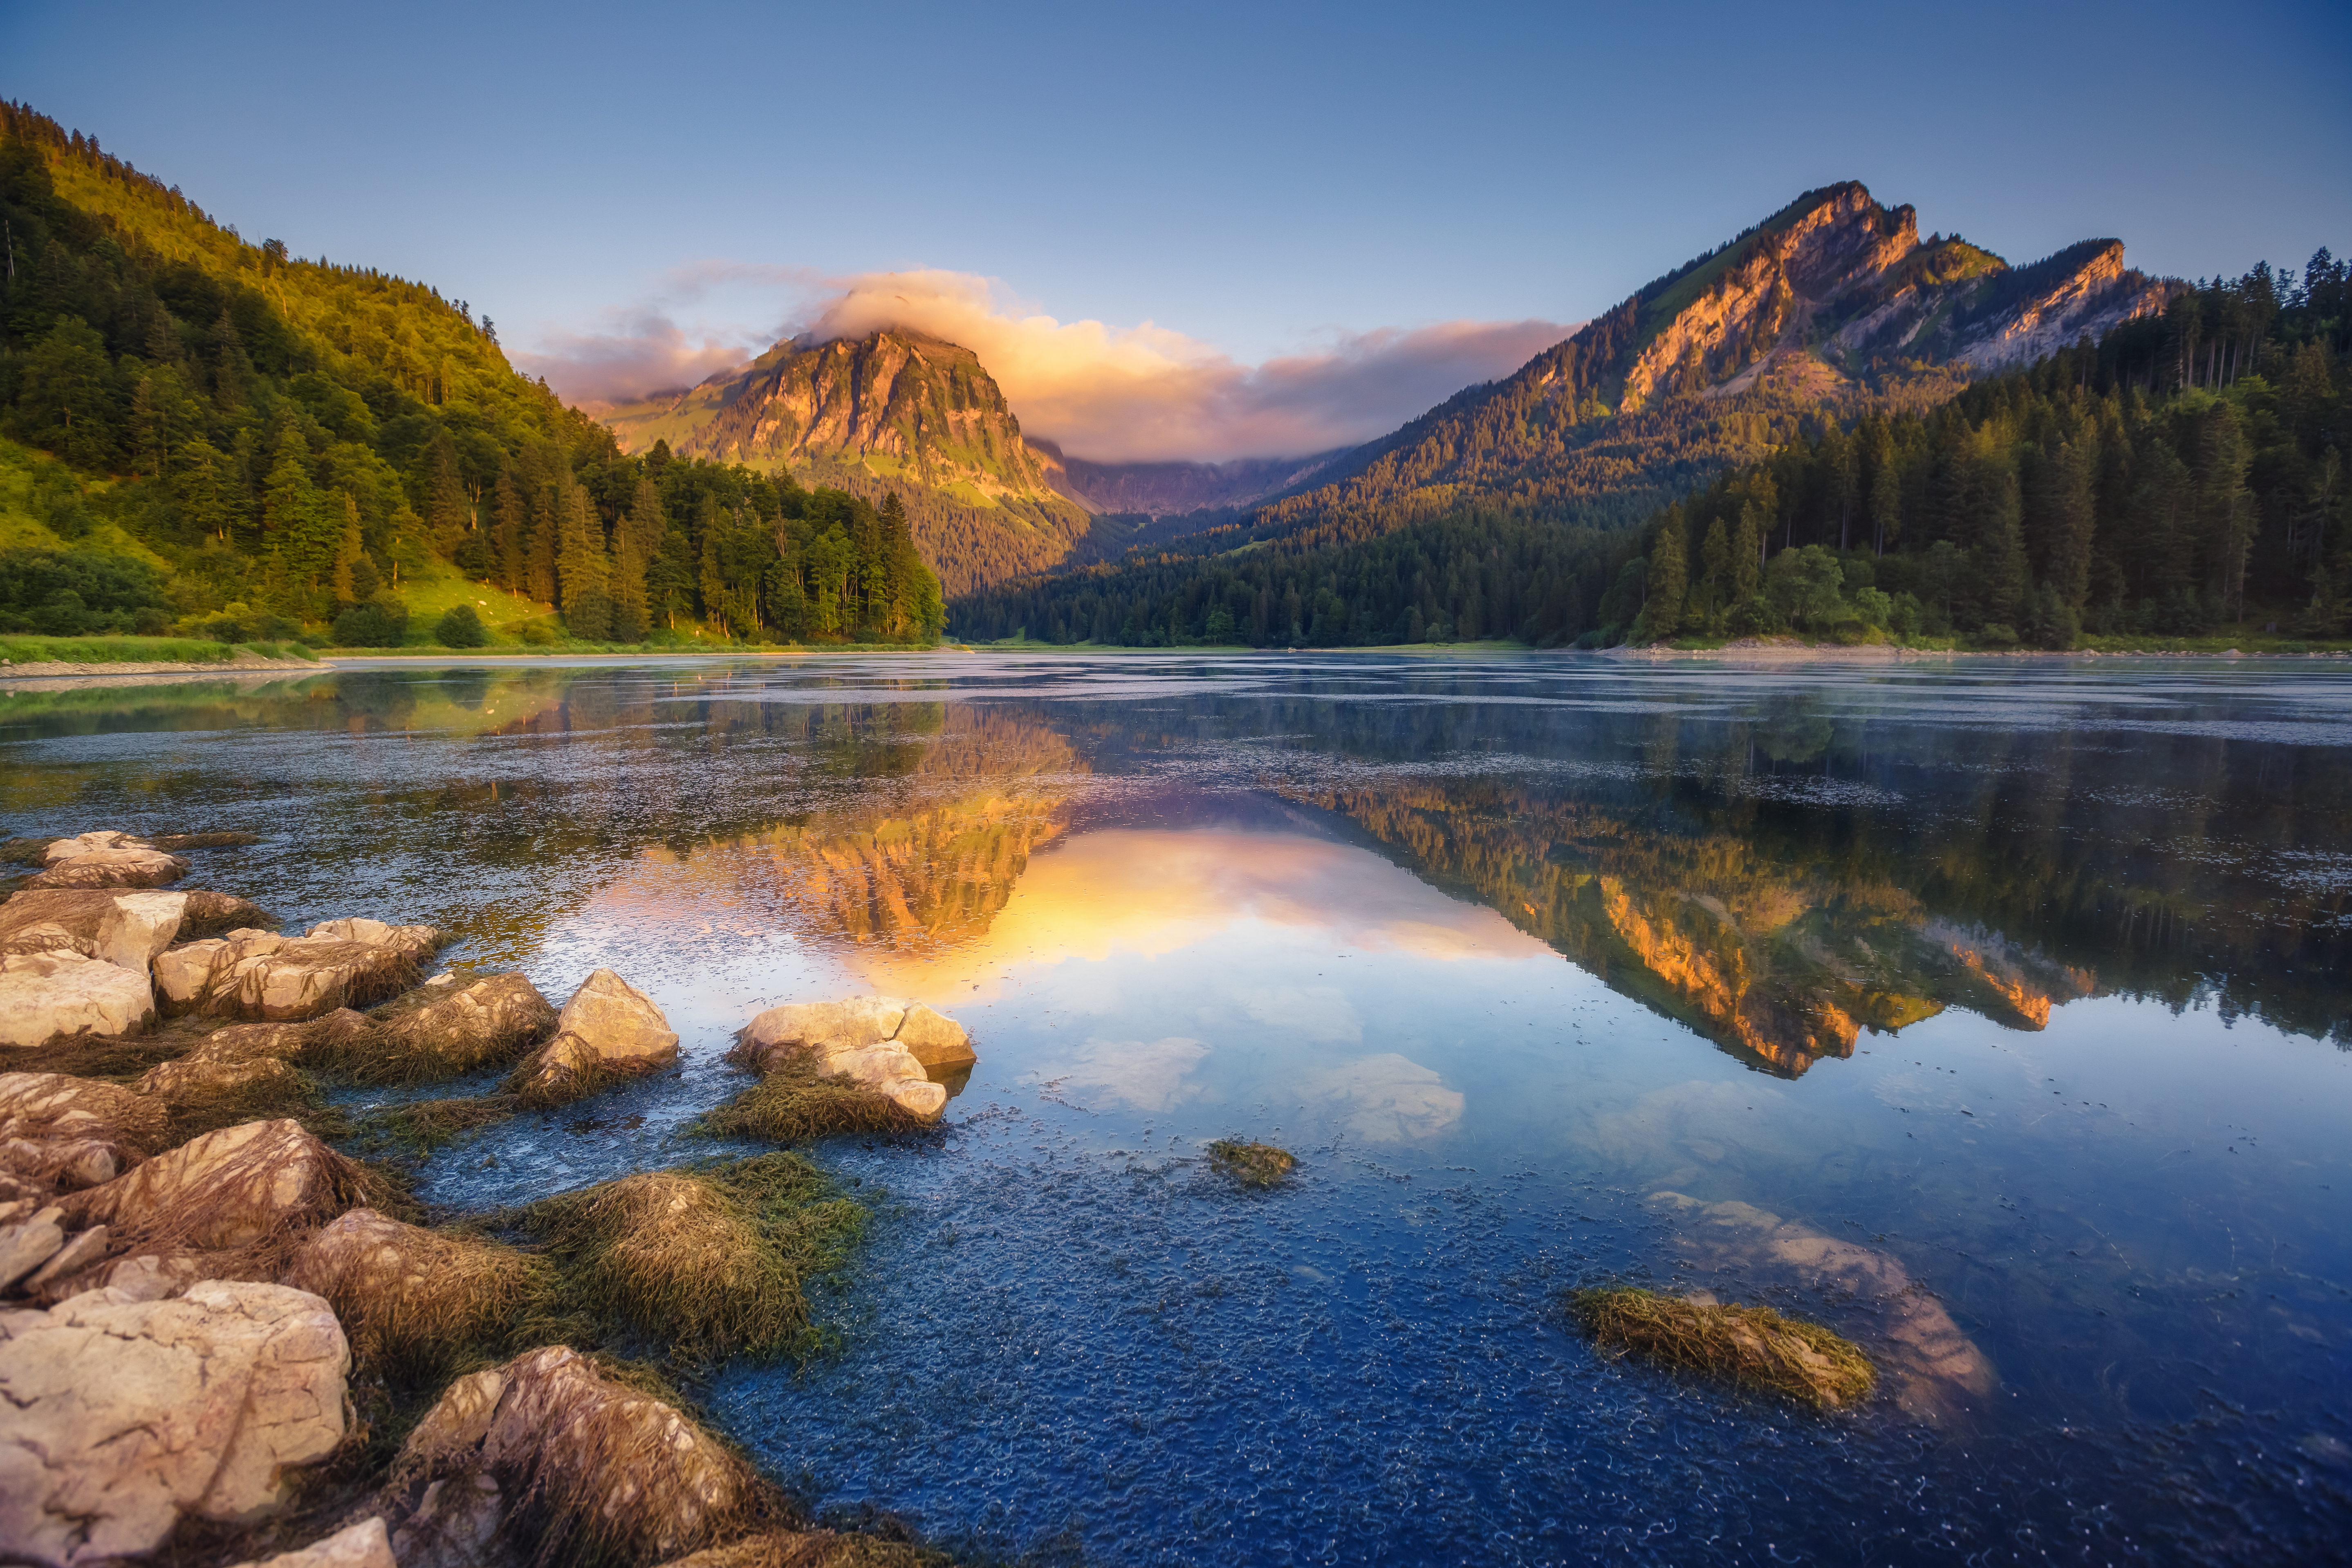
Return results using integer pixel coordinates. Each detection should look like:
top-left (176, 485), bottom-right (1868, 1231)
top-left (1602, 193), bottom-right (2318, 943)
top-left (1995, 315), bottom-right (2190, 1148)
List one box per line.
top-left (1239, 182), bottom-right (2177, 542)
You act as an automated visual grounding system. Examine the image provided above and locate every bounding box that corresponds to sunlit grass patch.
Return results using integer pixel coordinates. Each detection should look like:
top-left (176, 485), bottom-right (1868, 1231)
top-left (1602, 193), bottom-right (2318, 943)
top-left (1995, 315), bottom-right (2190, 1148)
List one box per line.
top-left (518, 1154), bottom-right (868, 1366)
top-left (1206, 1139), bottom-right (1296, 1188)
top-left (698, 1057), bottom-right (928, 1144)
top-left (1568, 1285), bottom-right (1876, 1410)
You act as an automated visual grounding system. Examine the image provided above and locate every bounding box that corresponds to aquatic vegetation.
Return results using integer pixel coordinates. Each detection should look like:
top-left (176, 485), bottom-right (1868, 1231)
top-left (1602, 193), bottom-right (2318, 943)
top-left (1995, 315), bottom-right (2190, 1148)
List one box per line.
top-left (1206, 1139), bottom-right (1297, 1187)
top-left (520, 1155), bottom-right (868, 1365)
top-left (356, 1092), bottom-right (523, 1155)
top-left (661, 1529), bottom-right (955, 1567)
top-left (281, 1207), bottom-right (546, 1384)
top-left (701, 1057), bottom-right (932, 1144)
top-left (1568, 1285), bottom-right (1876, 1410)
top-left (136, 1053), bottom-right (351, 1144)
top-left (311, 971), bottom-right (558, 1086)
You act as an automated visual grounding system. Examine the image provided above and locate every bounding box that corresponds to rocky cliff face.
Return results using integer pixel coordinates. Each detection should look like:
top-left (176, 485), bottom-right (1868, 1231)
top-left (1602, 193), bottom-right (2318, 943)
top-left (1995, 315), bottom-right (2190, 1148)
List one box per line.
top-left (1248, 182), bottom-right (2181, 541)
top-left (601, 330), bottom-right (1092, 594)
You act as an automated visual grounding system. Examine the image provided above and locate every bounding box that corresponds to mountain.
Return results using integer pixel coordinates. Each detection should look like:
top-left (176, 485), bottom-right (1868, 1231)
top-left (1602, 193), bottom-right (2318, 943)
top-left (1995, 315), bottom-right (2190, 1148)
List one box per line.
top-left (599, 330), bottom-right (1092, 595)
top-left (1243, 182), bottom-right (2176, 541)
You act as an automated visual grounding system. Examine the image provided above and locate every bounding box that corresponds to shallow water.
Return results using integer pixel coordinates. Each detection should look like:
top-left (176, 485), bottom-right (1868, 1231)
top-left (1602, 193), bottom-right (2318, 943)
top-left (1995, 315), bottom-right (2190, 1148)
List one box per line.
top-left (4, 652), bottom-right (2350, 1564)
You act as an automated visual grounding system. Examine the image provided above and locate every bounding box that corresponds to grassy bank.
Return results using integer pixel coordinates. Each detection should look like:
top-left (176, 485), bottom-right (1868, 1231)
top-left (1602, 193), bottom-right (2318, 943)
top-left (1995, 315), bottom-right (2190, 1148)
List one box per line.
top-left (0, 634), bottom-right (316, 665)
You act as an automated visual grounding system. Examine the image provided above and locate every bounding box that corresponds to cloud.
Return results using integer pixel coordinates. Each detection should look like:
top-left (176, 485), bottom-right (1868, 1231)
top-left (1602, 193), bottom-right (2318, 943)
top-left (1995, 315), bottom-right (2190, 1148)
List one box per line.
top-left (518, 266), bottom-right (1572, 462)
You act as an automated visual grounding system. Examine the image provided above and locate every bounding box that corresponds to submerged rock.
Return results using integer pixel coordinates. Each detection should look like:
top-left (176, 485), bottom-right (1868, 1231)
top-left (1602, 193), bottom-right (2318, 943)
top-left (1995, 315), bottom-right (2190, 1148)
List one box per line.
top-left (389, 1345), bottom-right (757, 1568)
top-left (0, 1279), bottom-right (350, 1566)
top-left (507, 969), bottom-right (678, 1107)
top-left (23, 845), bottom-right (191, 891)
top-left (1569, 1285), bottom-right (1877, 1410)
top-left (0, 950), bottom-right (159, 1049)
top-left (226, 1517), bottom-right (397, 1568)
top-left (324, 971), bottom-right (557, 1084)
top-left (155, 920), bottom-right (442, 1021)
top-left (0, 888), bottom-right (192, 971)
top-left (1206, 1139), bottom-right (1297, 1188)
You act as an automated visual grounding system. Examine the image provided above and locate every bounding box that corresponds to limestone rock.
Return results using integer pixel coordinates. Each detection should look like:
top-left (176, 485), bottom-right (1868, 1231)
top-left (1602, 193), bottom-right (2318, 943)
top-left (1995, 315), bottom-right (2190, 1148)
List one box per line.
top-left (136, 1052), bottom-right (309, 1113)
top-left (0, 950), bottom-right (158, 1049)
top-left (155, 922), bottom-right (440, 1021)
top-left (1, 1136), bottom-right (123, 1192)
top-left (734, 994), bottom-right (969, 1122)
top-left (0, 1070), bottom-right (169, 1157)
top-left (0, 888), bottom-right (189, 970)
top-left (738, 994), bottom-right (973, 1073)
top-left (24, 1223), bottom-right (108, 1296)
top-left (390, 1346), bottom-right (754, 1568)
top-left (0, 1205), bottom-right (65, 1290)
top-left (182, 890), bottom-right (274, 939)
top-left (348, 971), bottom-right (558, 1081)
top-left (38, 830), bottom-right (148, 864)
top-left (280, 1207), bottom-right (531, 1367)
top-left (0, 1279), bottom-right (350, 1566)
top-left (507, 969), bottom-right (677, 1107)
top-left (68, 1119), bottom-right (354, 1251)
top-left (23, 845), bottom-right (191, 891)
top-left (226, 1516), bottom-right (397, 1568)
top-left (892, 1002), bottom-right (976, 1067)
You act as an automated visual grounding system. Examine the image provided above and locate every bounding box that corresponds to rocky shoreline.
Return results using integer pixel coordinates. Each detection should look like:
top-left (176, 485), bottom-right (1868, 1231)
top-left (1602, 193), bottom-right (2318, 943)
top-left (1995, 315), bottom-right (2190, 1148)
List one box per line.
top-left (0, 827), bottom-right (973, 1568)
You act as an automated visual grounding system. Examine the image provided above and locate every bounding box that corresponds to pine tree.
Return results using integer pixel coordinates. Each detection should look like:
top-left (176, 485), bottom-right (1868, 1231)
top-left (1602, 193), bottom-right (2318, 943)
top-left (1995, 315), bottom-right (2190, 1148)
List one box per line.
top-left (426, 430), bottom-right (469, 551)
top-left (1635, 505), bottom-right (1687, 642)
top-left (556, 485), bottom-right (611, 640)
top-left (493, 462), bottom-right (525, 593)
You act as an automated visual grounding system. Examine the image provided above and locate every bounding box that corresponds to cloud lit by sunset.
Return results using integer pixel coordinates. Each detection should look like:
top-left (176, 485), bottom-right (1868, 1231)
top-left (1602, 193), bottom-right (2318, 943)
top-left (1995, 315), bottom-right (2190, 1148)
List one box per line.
top-left (519, 267), bottom-right (1569, 463)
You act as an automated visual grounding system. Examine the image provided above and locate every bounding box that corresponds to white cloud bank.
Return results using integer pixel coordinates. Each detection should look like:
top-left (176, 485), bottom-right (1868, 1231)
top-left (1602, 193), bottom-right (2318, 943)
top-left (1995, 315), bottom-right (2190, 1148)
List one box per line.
top-left (516, 267), bottom-right (1572, 464)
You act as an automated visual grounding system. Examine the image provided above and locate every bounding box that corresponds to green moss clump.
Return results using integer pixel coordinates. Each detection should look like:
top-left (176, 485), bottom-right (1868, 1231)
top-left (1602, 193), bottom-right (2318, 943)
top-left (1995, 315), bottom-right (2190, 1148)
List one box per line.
top-left (699, 1059), bottom-right (928, 1144)
top-left (519, 1154), bottom-right (868, 1365)
top-left (1206, 1139), bottom-right (1297, 1188)
top-left (1569, 1285), bottom-right (1876, 1410)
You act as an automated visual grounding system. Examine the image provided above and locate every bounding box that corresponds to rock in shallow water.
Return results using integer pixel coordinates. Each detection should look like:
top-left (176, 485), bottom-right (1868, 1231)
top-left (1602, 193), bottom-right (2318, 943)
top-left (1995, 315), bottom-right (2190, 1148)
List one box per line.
top-left (226, 1517), bottom-right (397, 1568)
top-left (22, 845), bottom-right (191, 891)
top-left (0, 888), bottom-right (191, 971)
top-left (734, 994), bottom-right (973, 1122)
top-left (333, 971), bottom-right (557, 1083)
top-left (0, 1279), bottom-right (350, 1566)
top-left (66, 1118), bottom-right (356, 1251)
top-left (154, 920), bottom-right (442, 1021)
top-left (507, 969), bottom-right (678, 1107)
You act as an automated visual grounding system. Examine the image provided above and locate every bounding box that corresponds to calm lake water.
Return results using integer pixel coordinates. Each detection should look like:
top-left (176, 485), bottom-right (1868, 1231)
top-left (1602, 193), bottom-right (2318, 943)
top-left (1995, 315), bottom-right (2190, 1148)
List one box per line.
top-left (4, 651), bottom-right (2350, 1564)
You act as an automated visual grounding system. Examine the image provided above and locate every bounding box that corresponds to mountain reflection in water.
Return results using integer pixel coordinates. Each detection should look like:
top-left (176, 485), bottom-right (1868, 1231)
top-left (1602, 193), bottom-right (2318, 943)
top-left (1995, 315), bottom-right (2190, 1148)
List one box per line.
top-left (3, 652), bottom-right (2348, 1564)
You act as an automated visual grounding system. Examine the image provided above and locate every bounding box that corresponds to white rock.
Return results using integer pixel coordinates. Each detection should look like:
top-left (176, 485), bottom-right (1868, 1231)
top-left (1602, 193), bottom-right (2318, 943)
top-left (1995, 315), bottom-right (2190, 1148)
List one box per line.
top-left (0, 1279), bottom-right (349, 1565)
top-left (0, 889), bottom-right (189, 971)
top-left (0, 1205), bottom-right (65, 1290)
top-left (24, 846), bottom-right (190, 891)
top-left (226, 1516), bottom-right (397, 1568)
top-left (741, 996), bottom-right (907, 1065)
top-left (0, 951), bottom-right (157, 1049)
top-left (23, 1223), bottom-right (108, 1295)
top-left (40, 831), bottom-right (149, 865)
top-left (892, 1002), bottom-right (976, 1067)
top-left (507, 969), bottom-right (678, 1106)
top-left (155, 922), bottom-right (439, 1021)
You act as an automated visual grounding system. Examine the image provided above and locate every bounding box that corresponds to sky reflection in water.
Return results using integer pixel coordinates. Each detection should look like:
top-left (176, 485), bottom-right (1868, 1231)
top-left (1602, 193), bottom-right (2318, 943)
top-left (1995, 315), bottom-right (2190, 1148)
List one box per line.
top-left (2, 651), bottom-right (2348, 1563)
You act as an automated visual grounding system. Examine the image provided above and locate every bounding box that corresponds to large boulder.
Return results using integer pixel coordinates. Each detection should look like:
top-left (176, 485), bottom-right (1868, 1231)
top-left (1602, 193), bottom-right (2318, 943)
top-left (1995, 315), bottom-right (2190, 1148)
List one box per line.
top-left (226, 1517), bottom-right (397, 1568)
top-left (738, 994), bottom-right (974, 1072)
top-left (0, 888), bottom-right (190, 970)
top-left (67, 1119), bottom-right (359, 1252)
top-left (0, 1279), bottom-right (350, 1566)
top-left (37, 831), bottom-right (146, 864)
top-left (507, 970), bottom-right (677, 1107)
top-left (323, 972), bottom-right (557, 1084)
top-left (0, 951), bottom-right (158, 1049)
top-left (154, 920), bottom-right (442, 1022)
top-left (23, 845), bottom-right (191, 891)
top-left (733, 994), bottom-right (969, 1122)
top-left (389, 1346), bottom-right (756, 1568)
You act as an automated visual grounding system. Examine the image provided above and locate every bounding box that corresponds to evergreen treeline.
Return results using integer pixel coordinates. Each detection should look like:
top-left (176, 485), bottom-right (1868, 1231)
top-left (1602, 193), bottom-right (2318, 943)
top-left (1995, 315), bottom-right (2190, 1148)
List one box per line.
top-left (951, 253), bottom-right (2349, 648)
top-left (0, 103), bottom-right (942, 645)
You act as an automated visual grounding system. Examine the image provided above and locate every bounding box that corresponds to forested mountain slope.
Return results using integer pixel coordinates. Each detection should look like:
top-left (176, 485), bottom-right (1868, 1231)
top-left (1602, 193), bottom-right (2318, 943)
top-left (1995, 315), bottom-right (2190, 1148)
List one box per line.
top-left (599, 330), bottom-right (1090, 595)
top-left (0, 101), bottom-right (942, 646)
top-left (949, 258), bottom-right (2348, 648)
top-left (1242, 183), bottom-right (2176, 545)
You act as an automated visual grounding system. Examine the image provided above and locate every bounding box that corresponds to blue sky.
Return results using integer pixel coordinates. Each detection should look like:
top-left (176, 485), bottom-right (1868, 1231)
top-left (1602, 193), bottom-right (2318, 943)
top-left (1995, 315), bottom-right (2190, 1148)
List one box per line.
top-left (8, 0), bottom-right (2347, 459)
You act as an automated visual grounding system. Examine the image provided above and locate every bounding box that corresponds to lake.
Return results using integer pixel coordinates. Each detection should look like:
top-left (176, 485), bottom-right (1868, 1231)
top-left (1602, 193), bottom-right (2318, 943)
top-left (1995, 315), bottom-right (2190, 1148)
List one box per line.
top-left (4, 651), bottom-right (2348, 1564)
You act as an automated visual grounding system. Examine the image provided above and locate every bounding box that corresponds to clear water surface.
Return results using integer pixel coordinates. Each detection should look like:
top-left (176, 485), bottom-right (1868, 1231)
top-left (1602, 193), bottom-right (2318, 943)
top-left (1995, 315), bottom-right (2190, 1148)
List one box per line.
top-left (3, 651), bottom-right (2348, 1565)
